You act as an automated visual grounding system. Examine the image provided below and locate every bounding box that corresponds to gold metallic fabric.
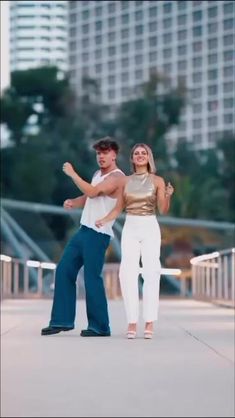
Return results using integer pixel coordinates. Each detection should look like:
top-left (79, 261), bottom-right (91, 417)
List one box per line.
top-left (124, 173), bottom-right (157, 215)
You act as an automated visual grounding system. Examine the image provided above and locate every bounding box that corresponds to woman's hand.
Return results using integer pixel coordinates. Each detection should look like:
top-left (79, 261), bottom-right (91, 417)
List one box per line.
top-left (165, 182), bottom-right (174, 197)
top-left (63, 162), bottom-right (76, 177)
top-left (95, 218), bottom-right (106, 228)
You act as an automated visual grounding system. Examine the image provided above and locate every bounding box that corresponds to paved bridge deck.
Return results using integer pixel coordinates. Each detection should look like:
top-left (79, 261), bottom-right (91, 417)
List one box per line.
top-left (1, 298), bottom-right (234, 417)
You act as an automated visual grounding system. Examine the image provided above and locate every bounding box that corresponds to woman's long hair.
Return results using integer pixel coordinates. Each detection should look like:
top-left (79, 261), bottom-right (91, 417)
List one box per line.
top-left (130, 143), bottom-right (156, 173)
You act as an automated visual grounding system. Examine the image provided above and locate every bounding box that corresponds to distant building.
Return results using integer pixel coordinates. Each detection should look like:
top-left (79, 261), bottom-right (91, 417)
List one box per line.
top-left (9, 0), bottom-right (68, 72)
top-left (68, 0), bottom-right (234, 150)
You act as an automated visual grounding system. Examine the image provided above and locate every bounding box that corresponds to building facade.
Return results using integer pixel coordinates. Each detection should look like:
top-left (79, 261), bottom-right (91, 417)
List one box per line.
top-left (10, 0), bottom-right (68, 73)
top-left (68, 0), bottom-right (234, 150)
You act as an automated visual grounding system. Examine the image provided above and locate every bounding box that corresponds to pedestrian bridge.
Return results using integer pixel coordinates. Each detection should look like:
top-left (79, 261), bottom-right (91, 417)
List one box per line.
top-left (1, 297), bottom-right (234, 417)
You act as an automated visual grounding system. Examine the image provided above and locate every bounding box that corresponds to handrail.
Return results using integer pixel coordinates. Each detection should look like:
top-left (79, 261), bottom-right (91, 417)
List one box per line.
top-left (0, 254), bottom-right (182, 300)
top-left (190, 248), bottom-right (235, 307)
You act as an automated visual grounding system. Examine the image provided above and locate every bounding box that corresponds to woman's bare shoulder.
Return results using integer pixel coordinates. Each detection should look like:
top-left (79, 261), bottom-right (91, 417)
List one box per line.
top-left (151, 174), bottom-right (165, 187)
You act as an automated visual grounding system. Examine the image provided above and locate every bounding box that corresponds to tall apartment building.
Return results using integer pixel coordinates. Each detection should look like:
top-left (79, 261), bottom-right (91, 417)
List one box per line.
top-left (10, 0), bottom-right (68, 73)
top-left (68, 0), bottom-right (234, 150)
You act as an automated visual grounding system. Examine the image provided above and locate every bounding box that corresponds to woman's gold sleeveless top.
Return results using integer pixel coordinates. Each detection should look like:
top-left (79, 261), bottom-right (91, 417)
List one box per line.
top-left (124, 173), bottom-right (157, 215)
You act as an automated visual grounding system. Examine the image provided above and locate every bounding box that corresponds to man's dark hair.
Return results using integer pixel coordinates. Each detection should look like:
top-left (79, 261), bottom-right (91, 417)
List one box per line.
top-left (93, 136), bottom-right (119, 154)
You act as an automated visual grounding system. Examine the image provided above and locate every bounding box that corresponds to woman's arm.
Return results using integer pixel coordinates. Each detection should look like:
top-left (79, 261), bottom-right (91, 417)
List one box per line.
top-left (155, 176), bottom-right (174, 215)
top-left (95, 188), bottom-right (125, 227)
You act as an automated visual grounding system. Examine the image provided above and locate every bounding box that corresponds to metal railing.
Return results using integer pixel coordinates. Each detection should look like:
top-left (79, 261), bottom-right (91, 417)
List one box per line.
top-left (0, 254), bottom-right (183, 300)
top-left (190, 248), bottom-right (235, 307)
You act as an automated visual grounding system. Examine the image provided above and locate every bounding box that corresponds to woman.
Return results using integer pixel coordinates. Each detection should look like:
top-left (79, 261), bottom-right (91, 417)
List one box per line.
top-left (95, 143), bottom-right (174, 339)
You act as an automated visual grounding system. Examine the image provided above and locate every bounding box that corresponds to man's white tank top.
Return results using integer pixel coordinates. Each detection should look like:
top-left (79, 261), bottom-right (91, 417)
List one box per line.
top-left (80, 168), bottom-right (124, 237)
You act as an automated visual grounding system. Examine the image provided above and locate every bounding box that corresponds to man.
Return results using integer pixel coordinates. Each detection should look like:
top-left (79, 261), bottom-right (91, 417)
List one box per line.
top-left (41, 137), bottom-right (124, 337)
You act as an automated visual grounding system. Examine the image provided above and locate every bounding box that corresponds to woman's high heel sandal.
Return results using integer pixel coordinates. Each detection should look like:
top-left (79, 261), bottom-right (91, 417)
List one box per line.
top-left (144, 330), bottom-right (153, 339)
top-left (126, 330), bottom-right (137, 339)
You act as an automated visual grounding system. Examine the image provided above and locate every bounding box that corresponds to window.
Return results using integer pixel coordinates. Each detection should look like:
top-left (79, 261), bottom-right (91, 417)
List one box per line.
top-left (223, 3), bottom-right (233, 14)
top-left (95, 64), bottom-right (102, 73)
top-left (224, 19), bottom-right (234, 30)
top-left (178, 14), bottom-right (187, 25)
top-left (96, 21), bottom-right (102, 31)
top-left (224, 35), bottom-right (233, 47)
top-left (135, 25), bottom-right (143, 35)
top-left (193, 57), bottom-right (202, 67)
top-left (121, 58), bottom-right (129, 67)
top-left (149, 51), bottom-right (157, 62)
top-left (208, 22), bottom-right (218, 34)
top-left (208, 38), bottom-right (217, 49)
top-left (121, 29), bottom-right (129, 39)
top-left (108, 46), bottom-right (116, 56)
top-left (163, 3), bottom-right (172, 13)
top-left (82, 24), bottom-right (89, 34)
top-left (121, 43), bottom-right (129, 53)
top-left (149, 37), bottom-right (157, 47)
top-left (193, 72), bottom-right (202, 83)
top-left (178, 30), bottom-right (187, 41)
top-left (178, 45), bottom-right (187, 55)
top-left (135, 40), bottom-right (143, 49)
top-left (108, 75), bottom-right (115, 85)
top-left (135, 55), bottom-right (143, 65)
top-left (121, 72), bottom-right (129, 82)
top-left (163, 48), bottom-right (172, 59)
top-left (135, 69), bottom-right (143, 80)
top-left (149, 6), bottom-right (157, 17)
top-left (82, 10), bottom-right (89, 19)
top-left (122, 14), bottom-right (129, 24)
top-left (208, 54), bottom-right (217, 65)
top-left (108, 32), bottom-right (115, 43)
top-left (193, 11), bottom-right (202, 21)
top-left (82, 52), bottom-right (89, 62)
top-left (135, 10), bottom-right (143, 20)
top-left (164, 33), bottom-right (172, 43)
top-left (208, 69), bottom-right (217, 81)
top-left (208, 85), bottom-right (217, 95)
top-left (95, 6), bottom-right (102, 16)
top-left (224, 66), bottom-right (234, 78)
top-left (193, 41), bottom-right (202, 52)
top-left (193, 119), bottom-right (202, 129)
top-left (108, 61), bottom-right (115, 71)
top-left (193, 26), bottom-right (202, 37)
top-left (95, 35), bottom-right (102, 45)
top-left (224, 114), bottom-right (233, 124)
top-left (108, 17), bottom-right (116, 27)
top-left (192, 88), bottom-right (202, 98)
top-left (108, 90), bottom-right (115, 99)
top-left (95, 50), bottom-right (102, 59)
top-left (224, 98), bottom-right (234, 109)
top-left (149, 21), bottom-right (157, 32)
top-left (163, 63), bottom-right (172, 74)
top-left (208, 100), bottom-right (218, 111)
top-left (224, 51), bottom-right (234, 61)
top-left (208, 116), bottom-right (217, 127)
top-left (108, 3), bottom-right (116, 13)
top-left (193, 103), bottom-right (202, 113)
top-left (178, 1), bottom-right (187, 11)
top-left (224, 82), bottom-right (234, 93)
top-left (163, 18), bottom-right (172, 29)
top-left (208, 7), bottom-right (217, 18)
top-left (121, 1), bottom-right (129, 10)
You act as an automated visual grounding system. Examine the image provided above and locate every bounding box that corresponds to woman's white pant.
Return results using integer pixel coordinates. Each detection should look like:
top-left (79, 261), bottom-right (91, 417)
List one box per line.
top-left (119, 215), bottom-right (161, 323)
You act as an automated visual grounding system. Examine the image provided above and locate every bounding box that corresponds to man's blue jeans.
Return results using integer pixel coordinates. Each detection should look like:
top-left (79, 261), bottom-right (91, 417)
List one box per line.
top-left (49, 225), bottom-right (111, 334)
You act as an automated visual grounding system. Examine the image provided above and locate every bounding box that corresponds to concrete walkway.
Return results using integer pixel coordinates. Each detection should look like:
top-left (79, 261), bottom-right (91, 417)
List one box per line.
top-left (1, 298), bottom-right (234, 417)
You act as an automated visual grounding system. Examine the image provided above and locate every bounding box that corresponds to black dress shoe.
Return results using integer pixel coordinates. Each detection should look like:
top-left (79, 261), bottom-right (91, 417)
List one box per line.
top-left (41, 326), bottom-right (74, 336)
top-left (80, 329), bottom-right (111, 337)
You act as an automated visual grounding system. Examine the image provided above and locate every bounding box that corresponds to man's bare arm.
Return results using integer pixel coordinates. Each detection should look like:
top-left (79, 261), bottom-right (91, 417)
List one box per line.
top-left (63, 195), bottom-right (87, 210)
top-left (62, 162), bottom-right (123, 197)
